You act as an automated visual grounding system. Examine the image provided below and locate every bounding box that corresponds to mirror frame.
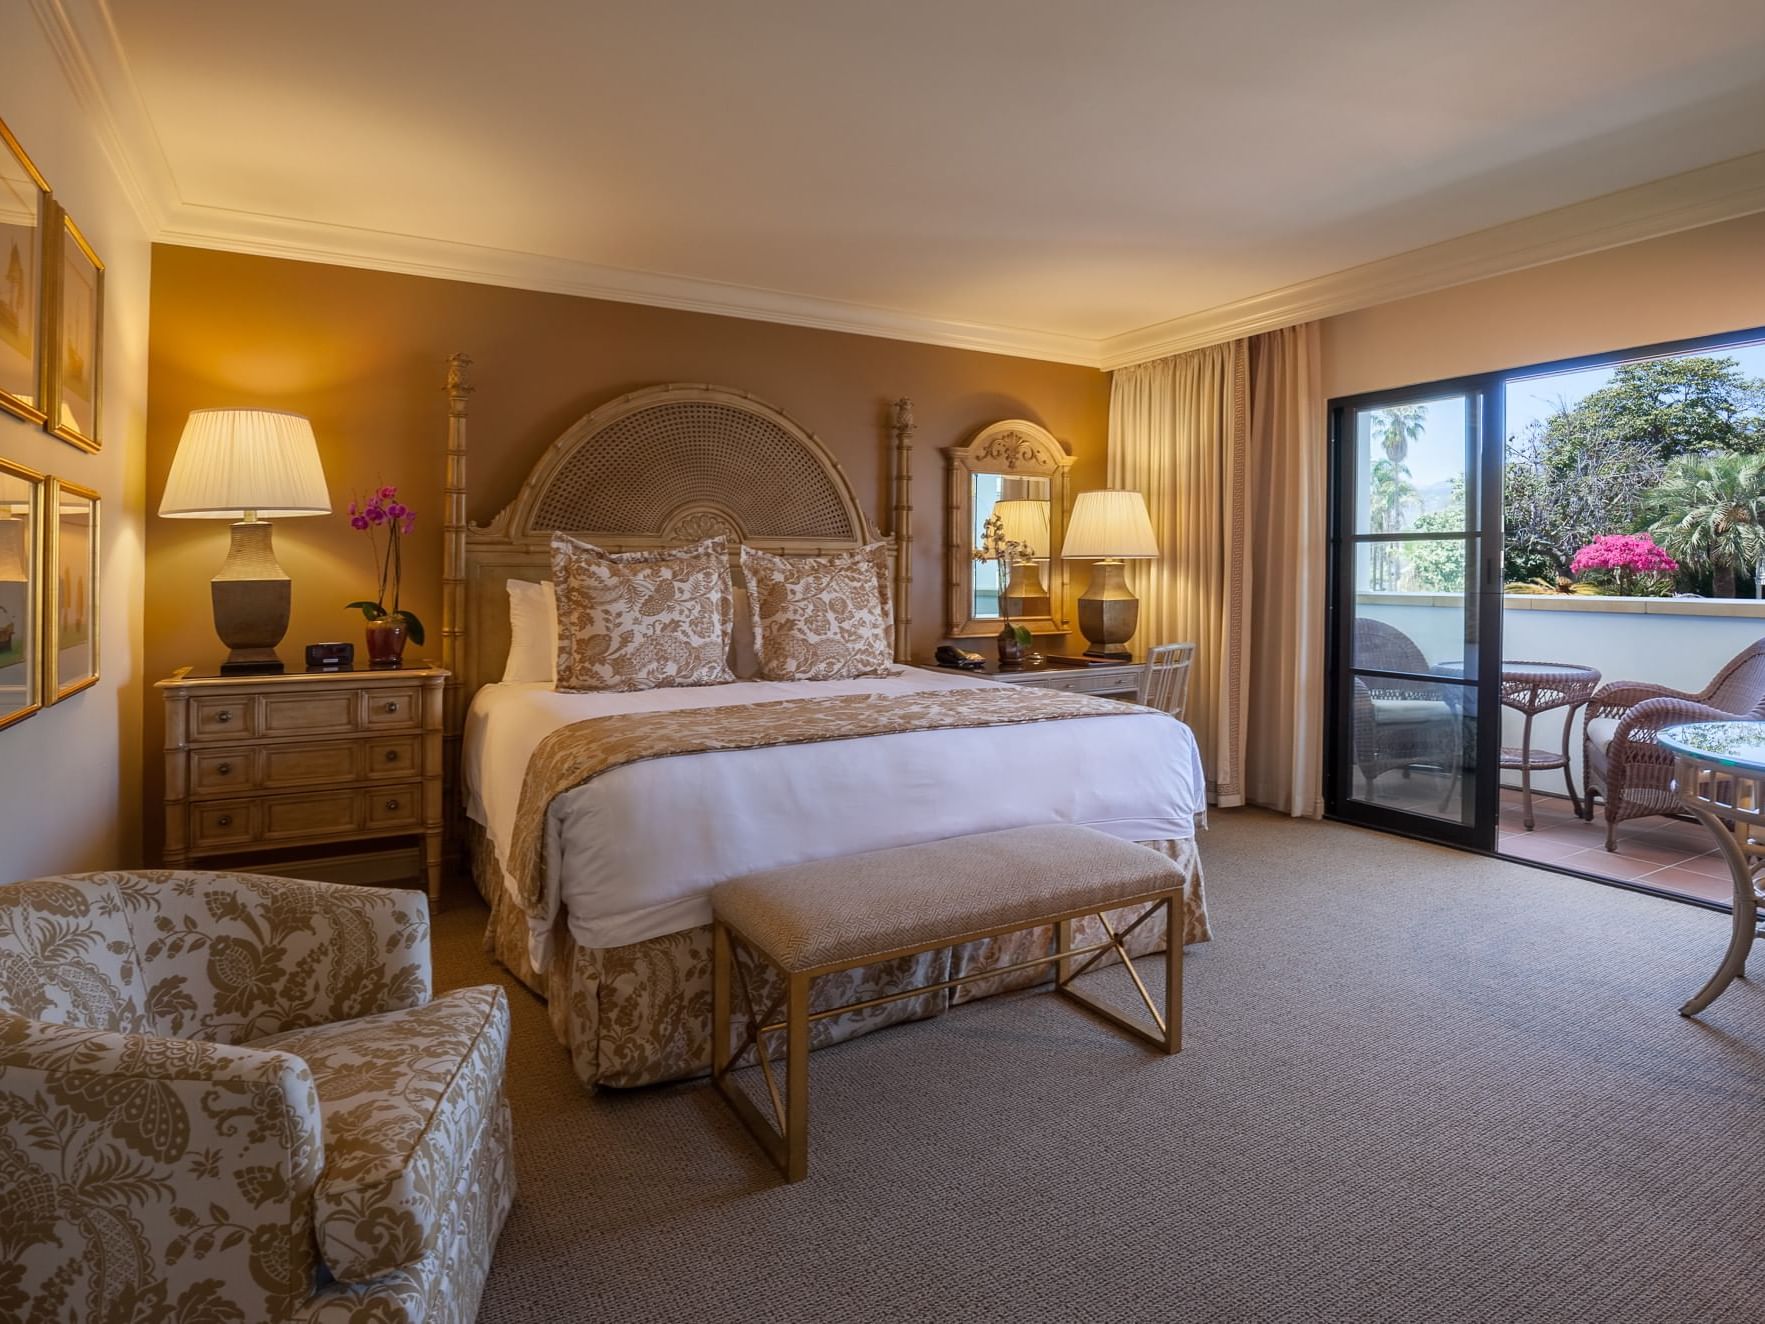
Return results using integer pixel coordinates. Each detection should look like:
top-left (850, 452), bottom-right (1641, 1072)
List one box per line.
top-left (945, 419), bottom-right (1074, 638)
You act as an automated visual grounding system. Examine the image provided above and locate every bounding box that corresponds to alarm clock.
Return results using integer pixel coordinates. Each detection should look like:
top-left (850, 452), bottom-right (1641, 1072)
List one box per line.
top-left (305, 642), bottom-right (355, 672)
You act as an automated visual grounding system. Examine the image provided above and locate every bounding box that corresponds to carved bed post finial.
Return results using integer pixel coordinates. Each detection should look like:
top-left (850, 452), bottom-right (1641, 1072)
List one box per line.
top-left (442, 354), bottom-right (474, 865)
top-left (891, 398), bottom-right (916, 662)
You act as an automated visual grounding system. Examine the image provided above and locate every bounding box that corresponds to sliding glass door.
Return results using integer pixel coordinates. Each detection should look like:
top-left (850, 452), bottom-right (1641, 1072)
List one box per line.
top-left (1327, 383), bottom-right (1501, 850)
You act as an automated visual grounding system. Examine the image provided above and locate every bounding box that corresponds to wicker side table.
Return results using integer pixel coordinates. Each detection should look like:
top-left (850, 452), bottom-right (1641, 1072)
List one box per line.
top-left (1660, 721), bottom-right (1765, 1016)
top-left (1498, 662), bottom-right (1602, 830)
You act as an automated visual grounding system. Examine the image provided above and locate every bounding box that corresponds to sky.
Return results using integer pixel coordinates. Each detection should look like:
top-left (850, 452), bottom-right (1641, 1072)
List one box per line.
top-left (1371, 337), bottom-right (1765, 512)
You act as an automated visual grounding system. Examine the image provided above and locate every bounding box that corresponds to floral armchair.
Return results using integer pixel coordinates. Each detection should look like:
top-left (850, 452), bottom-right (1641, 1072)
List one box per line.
top-left (1583, 638), bottom-right (1765, 849)
top-left (0, 870), bottom-right (514, 1323)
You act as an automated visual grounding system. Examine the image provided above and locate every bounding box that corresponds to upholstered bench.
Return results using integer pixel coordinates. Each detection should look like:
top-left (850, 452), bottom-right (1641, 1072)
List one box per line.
top-left (710, 824), bottom-right (1185, 1181)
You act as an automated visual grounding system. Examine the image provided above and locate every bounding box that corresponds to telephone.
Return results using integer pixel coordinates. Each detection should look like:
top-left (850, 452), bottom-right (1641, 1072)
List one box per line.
top-left (934, 644), bottom-right (986, 670)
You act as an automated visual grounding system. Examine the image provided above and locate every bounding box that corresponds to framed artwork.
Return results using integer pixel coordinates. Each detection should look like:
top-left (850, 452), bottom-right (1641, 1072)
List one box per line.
top-left (0, 458), bottom-right (44, 730)
top-left (45, 207), bottom-right (103, 453)
top-left (0, 118), bottom-right (50, 426)
top-left (45, 477), bottom-right (98, 703)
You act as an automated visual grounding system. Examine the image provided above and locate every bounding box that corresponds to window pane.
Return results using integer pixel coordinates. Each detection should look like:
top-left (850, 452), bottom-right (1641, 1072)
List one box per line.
top-left (1354, 397), bottom-right (1468, 536)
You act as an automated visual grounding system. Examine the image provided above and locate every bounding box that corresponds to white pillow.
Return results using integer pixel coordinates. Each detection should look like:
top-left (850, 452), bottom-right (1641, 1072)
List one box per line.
top-left (503, 578), bottom-right (558, 684)
top-left (503, 561), bottom-right (759, 684)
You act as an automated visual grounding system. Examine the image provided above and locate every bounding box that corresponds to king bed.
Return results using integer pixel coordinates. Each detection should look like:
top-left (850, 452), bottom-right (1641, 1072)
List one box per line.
top-left (440, 359), bottom-right (1210, 1089)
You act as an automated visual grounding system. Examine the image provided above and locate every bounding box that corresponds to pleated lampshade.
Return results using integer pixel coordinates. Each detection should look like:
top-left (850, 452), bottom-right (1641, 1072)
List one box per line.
top-left (159, 409), bottom-right (331, 519)
top-left (1061, 489), bottom-right (1158, 559)
top-left (992, 499), bottom-right (1051, 558)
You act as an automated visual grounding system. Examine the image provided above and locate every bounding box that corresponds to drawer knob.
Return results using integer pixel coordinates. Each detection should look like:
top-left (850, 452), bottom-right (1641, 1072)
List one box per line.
top-left (384, 799), bottom-right (400, 811)
top-left (216, 710), bottom-right (232, 723)
top-left (217, 815), bottom-right (233, 828)
top-left (384, 749), bottom-right (399, 763)
top-left (384, 701), bottom-right (399, 714)
top-left (217, 762), bottom-right (233, 775)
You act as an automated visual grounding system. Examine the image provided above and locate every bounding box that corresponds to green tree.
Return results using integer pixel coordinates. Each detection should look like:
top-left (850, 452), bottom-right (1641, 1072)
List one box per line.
top-left (1503, 354), bottom-right (1765, 580)
top-left (1409, 478), bottom-right (1467, 593)
top-left (1368, 405), bottom-right (1426, 588)
top-left (1645, 451), bottom-right (1765, 598)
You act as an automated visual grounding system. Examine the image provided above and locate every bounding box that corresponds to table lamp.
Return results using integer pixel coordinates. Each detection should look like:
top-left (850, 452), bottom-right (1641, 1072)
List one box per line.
top-left (993, 498), bottom-right (1051, 617)
top-left (1060, 488), bottom-right (1158, 660)
top-left (159, 408), bottom-right (330, 674)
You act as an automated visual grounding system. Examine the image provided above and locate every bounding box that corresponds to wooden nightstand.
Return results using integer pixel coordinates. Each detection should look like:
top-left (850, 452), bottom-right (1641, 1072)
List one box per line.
top-left (912, 657), bottom-right (1145, 700)
top-left (157, 664), bottom-right (447, 900)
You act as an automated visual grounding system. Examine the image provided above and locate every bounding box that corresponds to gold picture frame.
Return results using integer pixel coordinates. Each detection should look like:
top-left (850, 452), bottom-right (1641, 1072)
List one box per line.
top-left (0, 457), bottom-right (45, 730)
top-left (44, 476), bottom-right (98, 703)
top-left (44, 206), bottom-right (103, 453)
top-left (0, 118), bottom-right (51, 427)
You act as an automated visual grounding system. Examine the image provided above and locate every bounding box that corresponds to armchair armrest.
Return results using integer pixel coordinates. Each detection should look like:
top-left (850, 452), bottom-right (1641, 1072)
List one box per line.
top-left (1612, 695), bottom-right (1746, 750)
top-left (1587, 679), bottom-right (1706, 721)
top-left (90, 870), bottom-right (432, 1044)
top-left (0, 1014), bottom-right (325, 1321)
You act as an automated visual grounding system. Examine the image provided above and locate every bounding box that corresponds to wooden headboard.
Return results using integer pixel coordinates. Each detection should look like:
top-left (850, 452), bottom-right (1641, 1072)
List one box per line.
top-left (438, 354), bottom-right (918, 779)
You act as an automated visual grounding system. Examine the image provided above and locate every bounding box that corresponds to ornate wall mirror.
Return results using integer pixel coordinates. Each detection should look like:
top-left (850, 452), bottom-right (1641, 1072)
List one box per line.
top-left (945, 420), bottom-right (1074, 638)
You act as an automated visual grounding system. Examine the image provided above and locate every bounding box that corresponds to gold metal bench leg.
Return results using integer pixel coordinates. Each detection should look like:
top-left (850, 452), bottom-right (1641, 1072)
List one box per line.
top-left (786, 972), bottom-right (810, 1182)
top-left (1055, 893), bottom-right (1184, 1054)
top-left (1165, 893), bottom-right (1182, 1055)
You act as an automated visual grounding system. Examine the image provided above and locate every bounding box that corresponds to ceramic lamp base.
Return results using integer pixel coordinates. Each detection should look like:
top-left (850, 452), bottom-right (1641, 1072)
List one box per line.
top-left (212, 518), bottom-right (290, 674)
top-left (1076, 558), bottom-right (1138, 661)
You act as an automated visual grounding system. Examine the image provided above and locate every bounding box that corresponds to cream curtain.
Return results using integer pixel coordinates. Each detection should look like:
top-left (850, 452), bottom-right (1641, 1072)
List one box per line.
top-left (1107, 323), bottom-right (1324, 816)
top-left (1245, 324), bottom-right (1326, 817)
top-left (1109, 344), bottom-right (1251, 806)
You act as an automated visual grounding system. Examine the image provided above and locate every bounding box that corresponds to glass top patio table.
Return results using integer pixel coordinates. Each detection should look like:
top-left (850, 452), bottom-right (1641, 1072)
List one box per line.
top-left (1658, 721), bottom-right (1765, 775)
top-left (1660, 719), bottom-right (1765, 1018)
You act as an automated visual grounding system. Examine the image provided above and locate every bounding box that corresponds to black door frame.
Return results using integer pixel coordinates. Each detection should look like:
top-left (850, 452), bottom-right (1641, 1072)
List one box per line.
top-left (1325, 373), bottom-right (1504, 851)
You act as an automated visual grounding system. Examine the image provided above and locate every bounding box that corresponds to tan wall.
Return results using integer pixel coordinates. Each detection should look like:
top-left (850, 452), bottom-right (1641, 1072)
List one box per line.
top-left (144, 245), bottom-right (1109, 859)
top-left (0, 7), bottom-right (150, 881)
top-left (1323, 210), bottom-right (1765, 398)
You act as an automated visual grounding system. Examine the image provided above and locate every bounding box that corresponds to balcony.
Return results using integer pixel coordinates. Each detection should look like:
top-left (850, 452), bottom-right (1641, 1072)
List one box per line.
top-left (1355, 590), bottom-right (1765, 904)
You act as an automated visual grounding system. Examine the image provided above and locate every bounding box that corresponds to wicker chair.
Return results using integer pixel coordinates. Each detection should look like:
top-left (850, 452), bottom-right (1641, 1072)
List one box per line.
top-left (1351, 619), bottom-right (1464, 800)
top-left (1583, 637), bottom-right (1765, 850)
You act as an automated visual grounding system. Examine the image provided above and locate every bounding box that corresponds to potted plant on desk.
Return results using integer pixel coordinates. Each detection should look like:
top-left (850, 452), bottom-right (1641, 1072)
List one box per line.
top-left (344, 486), bottom-right (425, 667)
top-left (976, 512), bottom-right (1036, 668)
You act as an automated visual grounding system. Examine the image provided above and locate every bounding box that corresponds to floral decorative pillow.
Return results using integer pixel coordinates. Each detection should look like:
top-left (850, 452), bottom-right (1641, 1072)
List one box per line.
top-left (739, 542), bottom-right (894, 681)
top-left (552, 535), bottom-right (735, 691)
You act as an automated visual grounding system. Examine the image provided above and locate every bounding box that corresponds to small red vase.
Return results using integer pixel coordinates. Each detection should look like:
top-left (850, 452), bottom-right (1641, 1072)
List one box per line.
top-left (365, 618), bottom-right (408, 668)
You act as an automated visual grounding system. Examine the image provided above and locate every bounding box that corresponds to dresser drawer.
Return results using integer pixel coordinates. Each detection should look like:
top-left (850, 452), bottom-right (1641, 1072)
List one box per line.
top-left (191, 748), bottom-right (255, 795)
top-left (367, 784), bottom-right (423, 830)
top-left (191, 800), bottom-right (258, 850)
top-left (361, 687), bottom-right (420, 730)
top-left (261, 740), bottom-right (361, 789)
top-left (365, 735), bottom-right (420, 780)
top-left (262, 690), bottom-right (359, 737)
top-left (261, 789), bottom-right (362, 842)
top-left (190, 696), bottom-right (255, 742)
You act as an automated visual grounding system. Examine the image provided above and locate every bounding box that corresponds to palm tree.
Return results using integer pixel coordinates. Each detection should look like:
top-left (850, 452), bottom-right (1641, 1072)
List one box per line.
top-left (1646, 451), bottom-right (1765, 598)
top-left (1369, 457), bottom-right (1420, 587)
top-left (1375, 405), bottom-right (1427, 468)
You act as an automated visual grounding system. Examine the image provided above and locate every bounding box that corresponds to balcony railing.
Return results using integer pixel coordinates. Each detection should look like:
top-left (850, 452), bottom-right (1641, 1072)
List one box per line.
top-left (1357, 592), bottom-right (1765, 796)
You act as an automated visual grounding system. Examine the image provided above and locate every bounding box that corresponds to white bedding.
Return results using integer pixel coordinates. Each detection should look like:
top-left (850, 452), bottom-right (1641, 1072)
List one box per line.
top-left (463, 667), bottom-right (1206, 970)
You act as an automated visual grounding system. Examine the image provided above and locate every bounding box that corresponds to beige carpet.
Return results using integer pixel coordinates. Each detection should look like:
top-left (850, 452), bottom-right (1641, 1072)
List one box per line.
top-left (433, 809), bottom-right (1765, 1323)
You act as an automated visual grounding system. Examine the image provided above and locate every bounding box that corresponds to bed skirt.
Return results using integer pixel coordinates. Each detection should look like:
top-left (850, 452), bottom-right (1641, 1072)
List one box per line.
top-left (467, 820), bottom-right (1210, 1090)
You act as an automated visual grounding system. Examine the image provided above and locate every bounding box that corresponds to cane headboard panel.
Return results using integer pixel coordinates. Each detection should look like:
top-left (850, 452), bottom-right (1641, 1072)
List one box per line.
top-left (440, 365), bottom-right (919, 760)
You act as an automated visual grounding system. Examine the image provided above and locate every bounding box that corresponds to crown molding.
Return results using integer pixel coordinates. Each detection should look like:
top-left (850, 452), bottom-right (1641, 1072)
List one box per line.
top-left (151, 204), bottom-right (1105, 365)
top-left (1098, 151), bottom-right (1765, 370)
top-left (33, 0), bottom-right (1765, 373)
top-left (28, 0), bottom-right (179, 234)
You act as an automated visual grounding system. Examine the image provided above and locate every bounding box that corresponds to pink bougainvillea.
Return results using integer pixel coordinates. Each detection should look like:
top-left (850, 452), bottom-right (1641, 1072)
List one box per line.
top-left (1570, 534), bottom-right (1678, 577)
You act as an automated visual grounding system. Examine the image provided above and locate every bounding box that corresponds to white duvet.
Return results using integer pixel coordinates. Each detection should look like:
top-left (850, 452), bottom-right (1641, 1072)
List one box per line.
top-left (463, 667), bottom-right (1206, 971)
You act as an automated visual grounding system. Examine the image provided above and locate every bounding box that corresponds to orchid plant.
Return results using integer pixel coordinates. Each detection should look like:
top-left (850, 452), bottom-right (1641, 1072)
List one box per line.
top-left (976, 511), bottom-right (1034, 651)
top-left (344, 485), bottom-right (425, 644)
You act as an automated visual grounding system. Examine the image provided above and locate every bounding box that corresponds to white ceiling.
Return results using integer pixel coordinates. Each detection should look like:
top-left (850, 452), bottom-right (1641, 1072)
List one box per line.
top-left (71, 0), bottom-right (1765, 362)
